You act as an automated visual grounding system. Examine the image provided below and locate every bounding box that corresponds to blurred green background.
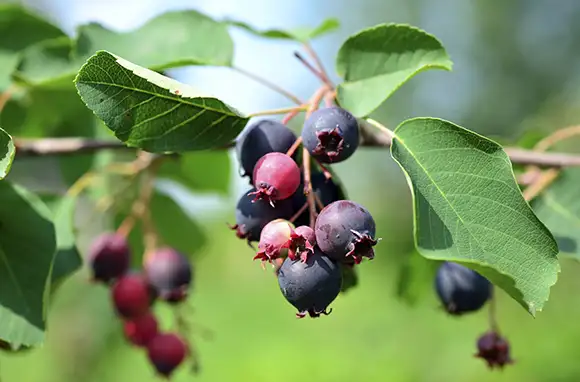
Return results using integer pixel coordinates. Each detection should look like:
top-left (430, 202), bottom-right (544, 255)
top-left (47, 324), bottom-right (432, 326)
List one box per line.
top-left (3, 0), bottom-right (580, 381)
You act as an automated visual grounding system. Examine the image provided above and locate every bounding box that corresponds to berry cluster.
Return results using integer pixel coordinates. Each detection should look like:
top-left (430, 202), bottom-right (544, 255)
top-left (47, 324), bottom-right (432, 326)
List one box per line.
top-left (88, 233), bottom-right (193, 378)
top-left (435, 261), bottom-right (513, 369)
top-left (230, 106), bottom-right (379, 318)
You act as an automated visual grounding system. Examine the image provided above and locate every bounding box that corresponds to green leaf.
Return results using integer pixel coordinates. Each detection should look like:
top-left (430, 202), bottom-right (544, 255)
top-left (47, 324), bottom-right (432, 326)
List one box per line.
top-left (227, 18), bottom-right (339, 42)
top-left (157, 151), bottom-right (231, 194)
top-left (75, 51), bottom-right (249, 153)
top-left (49, 196), bottom-right (82, 288)
top-left (395, 250), bottom-right (437, 305)
top-left (0, 127), bottom-right (15, 179)
top-left (390, 117), bottom-right (559, 315)
top-left (532, 168), bottom-right (580, 258)
top-left (14, 10), bottom-right (233, 88)
top-left (0, 182), bottom-right (56, 347)
top-left (336, 24), bottom-right (452, 117)
top-left (0, 4), bottom-right (65, 89)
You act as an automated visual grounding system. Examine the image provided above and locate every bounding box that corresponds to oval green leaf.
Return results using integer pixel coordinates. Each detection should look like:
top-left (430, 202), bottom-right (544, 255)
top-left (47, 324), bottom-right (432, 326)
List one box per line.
top-left (0, 127), bottom-right (15, 179)
top-left (390, 117), bottom-right (559, 315)
top-left (0, 182), bottom-right (56, 347)
top-left (336, 24), bottom-right (452, 117)
top-left (74, 51), bottom-right (249, 152)
top-left (227, 18), bottom-right (339, 42)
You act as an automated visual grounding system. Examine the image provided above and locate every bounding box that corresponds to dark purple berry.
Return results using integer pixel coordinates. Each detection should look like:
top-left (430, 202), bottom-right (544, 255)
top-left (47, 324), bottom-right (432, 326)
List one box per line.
top-left (287, 225), bottom-right (316, 262)
top-left (147, 333), bottom-right (188, 377)
top-left (277, 247), bottom-right (342, 318)
top-left (236, 119), bottom-right (297, 180)
top-left (88, 232), bottom-right (130, 283)
top-left (230, 188), bottom-right (293, 243)
top-left (123, 312), bottom-right (159, 347)
top-left (112, 273), bottom-right (154, 319)
top-left (250, 153), bottom-right (301, 204)
top-left (314, 200), bottom-right (378, 264)
top-left (434, 262), bottom-right (491, 315)
top-left (144, 248), bottom-right (192, 303)
top-left (475, 331), bottom-right (513, 369)
top-left (254, 219), bottom-right (294, 262)
top-left (301, 106), bottom-right (359, 163)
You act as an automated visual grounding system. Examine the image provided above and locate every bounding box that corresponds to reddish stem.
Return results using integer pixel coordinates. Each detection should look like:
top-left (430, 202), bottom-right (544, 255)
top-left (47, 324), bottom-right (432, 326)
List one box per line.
top-left (294, 52), bottom-right (328, 85)
top-left (302, 148), bottom-right (317, 228)
top-left (289, 202), bottom-right (308, 224)
top-left (286, 137), bottom-right (303, 157)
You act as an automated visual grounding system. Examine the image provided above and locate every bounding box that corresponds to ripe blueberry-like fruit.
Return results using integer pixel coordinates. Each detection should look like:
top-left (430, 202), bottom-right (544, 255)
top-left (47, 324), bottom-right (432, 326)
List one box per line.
top-left (144, 247), bottom-right (193, 303)
top-left (251, 152), bottom-right (301, 204)
top-left (123, 312), bottom-right (159, 347)
top-left (112, 273), bottom-right (154, 319)
top-left (147, 333), bottom-right (188, 377)
top-left (314, 200), bottom-right (378, 264)
top-left (287, 225), bottom-right (316, 262)
top-left (434, 262), bottom-right (491, 315)
top-left (230, 188), bottom-right (294, 242)
top-left (475, 331), bottom-right (513, 369)
top-left (277, 247), bottom-right (342, 318)
top-left (301, 106), bottom-right (359, 163)
top-left (254, 219), bottom-right (295, 262)
top-left (236, 119), bottom-right (297, 180)
top-left (88, 232), bottom-right (130, 283)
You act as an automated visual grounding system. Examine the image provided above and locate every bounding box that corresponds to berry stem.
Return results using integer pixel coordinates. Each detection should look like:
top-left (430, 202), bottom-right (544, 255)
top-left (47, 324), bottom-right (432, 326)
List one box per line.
top-left (248, 105), bottom-right (308, 118)
top-left (281, 107), bottom-right (303, 125)
top-left (286, 137), bottom-right (303, 157)
top-left (314, 193), bottom-right (325, 211)
top-left (303, 42), bottom-right (334, 89)
top-left (313, 159), bottom-right (333, 180)
top-left (294, 51), bottom-right (329, 86)
top-left (232, 66), bottom-right (303, 105)
top-left (488, 286), bottom-right (500, 333)
top-left (324, 88), bottom-right (336, 107)
top-left (303, 148), bottom-right (317, 228)
top-left (289, 202), bottom-right (309, 223)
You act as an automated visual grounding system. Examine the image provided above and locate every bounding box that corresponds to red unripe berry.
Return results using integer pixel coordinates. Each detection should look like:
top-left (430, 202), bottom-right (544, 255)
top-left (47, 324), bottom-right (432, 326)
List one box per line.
top-left (123, 312), bottom-right (159, 347)
top-left (287, 225), bottom-right (316, 262)
top-left (147, 333), bottom-right (188, 378)
top-left (254, 219), bottom-right (294, 262)
top-left (88, 232), bottom-right (130, 283)
top-left (111, 273), bottom-right (153, 319)
top-left (251, 152), bottom-right (300, 204)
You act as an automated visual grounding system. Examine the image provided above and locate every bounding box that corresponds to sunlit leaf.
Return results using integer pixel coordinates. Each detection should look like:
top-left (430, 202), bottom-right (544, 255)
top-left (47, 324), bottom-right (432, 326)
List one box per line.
top-left (227, 18), bottom-right (339, 42)
top-left (0, 127), bottom-right (15, 179)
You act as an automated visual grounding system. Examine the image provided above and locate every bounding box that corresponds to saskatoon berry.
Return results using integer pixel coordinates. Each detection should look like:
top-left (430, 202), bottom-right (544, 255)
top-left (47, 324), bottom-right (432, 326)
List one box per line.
top-left (236, 119), bottom-right (297, 180)
top-left (88, 232), bottom-right (130, 283)
top-left (314, 200), bottom-right (378, 264)
top-left (287, 225), bottom-right (316, 263)
top-left (475, 331), bottom-right (513, 369)
top-left (251, 152), bottom-right (301, 204)
top-left (254, 219), bottom-right (295, 262)
top-left (112, 273), bottom-right (154, 319)
top-left (230, 188), bottom-right (293, 243)
top-left (434, 262), bottom-right (491, 315)
top-left (123, 312), bottom-right (159, 347)
top-left (301, 106), bottom-right (359, 163)
top-left (144, 247), bottom-right (193, 303)
top-left (147, 333), bottom-right (188, 378)
top-left (277, 247), bottom-right (342, 318)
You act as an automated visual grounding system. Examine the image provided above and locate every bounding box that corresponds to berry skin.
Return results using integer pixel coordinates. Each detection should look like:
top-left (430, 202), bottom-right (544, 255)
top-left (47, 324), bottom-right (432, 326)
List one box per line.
top-left (147, 333), bottom-right (188, 378)
top-left (475, 331), bottom-right (513, 369)
top-left (144, 247), bottom-right (193, 303)
top-left (277, 247), bottom-right (342, 318)
top-left (254, 219), bottom-right (295, 262)
top-left (340, 263), bottom-right (358, 294)
top-left (236, 119), bottom-right (297, 180)
top-left (250, 153), bottom-right (301, 204)
top-left (88, 232), bottom-right (130, 283)
top-left (301, 106), bottom-right (359, 163)
top-left (230, 188), bottom-right (294, 243)
top-left (111, 273), bottom-right (154, 319)
top-left (314, 200), bottom-right (378, 264)
top-left (434, 262), bottom-right (491, 315)
top-left (287, 225), bottom-right (316, 263)
top-left (123, 312), bottom-right (159, 347)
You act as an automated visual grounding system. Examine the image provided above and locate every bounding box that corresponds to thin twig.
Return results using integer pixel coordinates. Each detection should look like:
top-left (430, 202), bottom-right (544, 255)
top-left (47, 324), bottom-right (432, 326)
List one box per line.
top-left (289, 202), bottom-right (308, 223)
top-left (248, 105), bottom-right (308, 118)
top-left (522, 168), bottom-right (560, 202)
top-left (294, 52), bottom-right (329, 85)
top-left (286, 137), bottom-right (303, 157)
top-left (232, 66), bottom-right (303, 105)
top-left (303, 148), bottom-right (316, 228)
top-left (488, 286), bottom-right (499, 333)
top-left (303, 42), bottom-right (334, 89)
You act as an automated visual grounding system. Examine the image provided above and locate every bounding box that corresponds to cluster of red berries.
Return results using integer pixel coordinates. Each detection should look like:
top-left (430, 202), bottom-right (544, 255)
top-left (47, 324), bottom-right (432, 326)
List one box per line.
top-left (231, 106), bottom-right (380, 318)
top-left (88, 233), bottom-right (193, 378)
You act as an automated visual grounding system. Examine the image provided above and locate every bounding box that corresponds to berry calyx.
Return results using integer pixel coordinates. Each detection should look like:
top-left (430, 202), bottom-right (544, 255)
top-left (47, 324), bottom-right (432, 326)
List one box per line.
top-left (475, 331), bottom-right (513, 369)
top-left (434, 262), bottom-right (491, 315)
top-left (88, 232), bottom-right (131, 283)
top-left (123, 312), bottom-right (159, 347)
top-left (301, 107), bottom-right (359, 163)
top-left (254, 219), bottom-right (295, 262)
top-left (287, 225), bottom-right (316, 262)
top-left (250, 152), bottom-right (301, 204)
top-left (144, 247), bottom-right (193, 304)
top-left (146, 333), bottom-right (189, 378)
top-left (277, 247), bottom-right (342, 318)
top-left (314, 200), bottom-right (378, 264)
top-left (111, 273), bottom-right (154, 319)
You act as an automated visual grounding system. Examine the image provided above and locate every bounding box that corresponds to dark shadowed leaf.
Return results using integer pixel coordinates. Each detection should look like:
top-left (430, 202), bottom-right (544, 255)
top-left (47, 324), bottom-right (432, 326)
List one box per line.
top-left (0, 127), bottom-right (15, 179)
top-left (75, 51), bottom-right (248, 152)
top-left (395, 250), bottom-right (437, 305)
top-left (227, 18), bottom-right (339, 42)
top-left (336, 24), bottom-right (452, 117)
top-left (390, 117), bottom-right (559, 315)
top-left (0, 182), bottom-right (56, 347)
